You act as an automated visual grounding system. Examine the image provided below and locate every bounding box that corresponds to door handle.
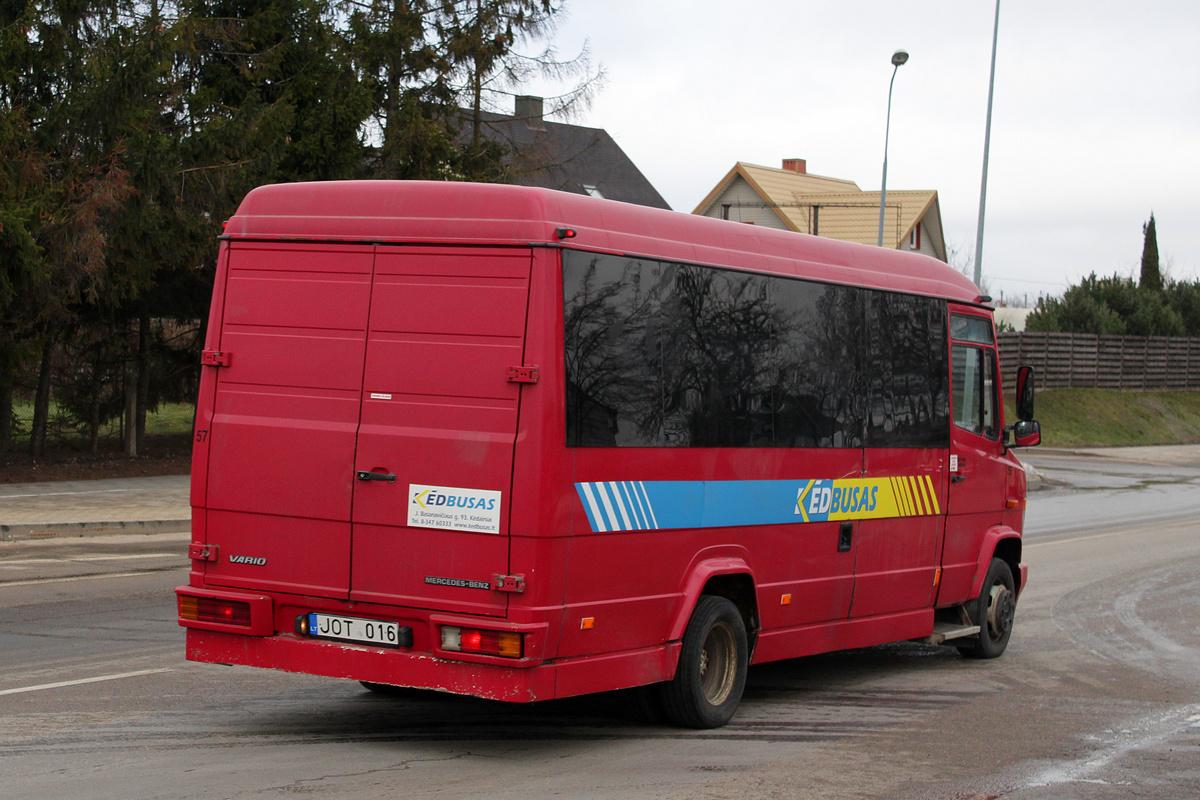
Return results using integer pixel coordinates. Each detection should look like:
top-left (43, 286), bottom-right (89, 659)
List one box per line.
top-left (951, 475), bottom-right (967, 483)
top-left (357, 471), bottom-right (396, 483)
top-left (838, 522), bottom-right (853, 552)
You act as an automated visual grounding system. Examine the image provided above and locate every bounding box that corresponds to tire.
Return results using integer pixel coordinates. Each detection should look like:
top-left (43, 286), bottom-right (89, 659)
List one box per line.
top-left (658, 595), bottom-right (748, 728)
top-left (957, 558), bottom-right (1016, 659)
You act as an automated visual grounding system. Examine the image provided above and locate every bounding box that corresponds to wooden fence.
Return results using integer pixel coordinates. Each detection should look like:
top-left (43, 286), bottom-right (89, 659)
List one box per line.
top-left (998, 332), bottom-right (1200, 391)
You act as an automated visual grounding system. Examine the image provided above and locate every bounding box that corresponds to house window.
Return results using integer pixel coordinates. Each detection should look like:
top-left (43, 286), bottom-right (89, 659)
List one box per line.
top-left (908, 225), bottom-right (921, 250)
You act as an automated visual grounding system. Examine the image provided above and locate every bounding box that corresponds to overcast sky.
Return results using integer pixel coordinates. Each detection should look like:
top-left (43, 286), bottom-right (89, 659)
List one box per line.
top-left (519, 0), bottom-right (1200, 305)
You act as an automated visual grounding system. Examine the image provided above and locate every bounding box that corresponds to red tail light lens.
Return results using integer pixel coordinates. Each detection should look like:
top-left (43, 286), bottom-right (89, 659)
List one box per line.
top-left (179, 595), bottom-right (252, 627)
top-left (441, 626), bottom-right (522, 658)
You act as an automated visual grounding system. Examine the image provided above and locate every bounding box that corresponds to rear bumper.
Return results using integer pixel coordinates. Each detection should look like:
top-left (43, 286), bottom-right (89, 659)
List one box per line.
top-left (186, 627), bottom-right (555, 701)
top-left (185, 627), bottom-right (680, 703)
top-left (178, 585), bottom-right (680, 702)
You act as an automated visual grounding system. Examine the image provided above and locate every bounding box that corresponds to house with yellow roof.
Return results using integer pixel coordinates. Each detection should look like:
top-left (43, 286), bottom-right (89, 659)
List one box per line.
top-left (693, 159), bottom-right (946, 262)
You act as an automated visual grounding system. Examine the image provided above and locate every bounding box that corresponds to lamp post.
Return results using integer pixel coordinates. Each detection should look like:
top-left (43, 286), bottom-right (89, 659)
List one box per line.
top-left (973, 0), bottom-right (1000, 288)
top-left (877, 49), bottom-right (909, 248)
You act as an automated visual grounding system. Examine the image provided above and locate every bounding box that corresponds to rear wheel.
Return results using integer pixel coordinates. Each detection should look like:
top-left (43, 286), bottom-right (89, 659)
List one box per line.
top-left (659, 595), bottom-right (748, 728)
top-left (957, 558), bottom-right (1016, 659)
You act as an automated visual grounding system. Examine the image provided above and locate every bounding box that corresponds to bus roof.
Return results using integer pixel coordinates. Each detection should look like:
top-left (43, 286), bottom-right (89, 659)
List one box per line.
top-left (226, 181), bottom-right (984, 304)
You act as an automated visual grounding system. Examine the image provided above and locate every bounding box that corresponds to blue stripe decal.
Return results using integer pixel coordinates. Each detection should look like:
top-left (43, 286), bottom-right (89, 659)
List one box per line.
top-left (574, 480), bottom-right (789, 532)
top-left (573, 477), bottom-right (940, 532)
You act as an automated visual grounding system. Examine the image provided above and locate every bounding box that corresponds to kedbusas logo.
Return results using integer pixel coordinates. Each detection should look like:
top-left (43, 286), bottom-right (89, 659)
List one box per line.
top-left (412, 488), bottom-right (497, 511)
top-left (799, 480), bottom-right (879, 518)
top-left (795, 476), bottom-right (940, 523)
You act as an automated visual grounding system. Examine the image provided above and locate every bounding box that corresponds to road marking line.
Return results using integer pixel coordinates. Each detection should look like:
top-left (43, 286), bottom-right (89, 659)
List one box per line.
top-left (0, 554), bottom-right (180, 566)
top-left (0, 570), bottom-right (179, 588)
top-left (0, 668), bottom-right (173, 696)
top-left (1027, 517), bottom-right (1199, 549)
top-left (1026, 530), bottom-right (1131, 548)
top-left (1023, 703), bottom-right (1200, 789)
top-left (0, 489), bottom-right (130, 499)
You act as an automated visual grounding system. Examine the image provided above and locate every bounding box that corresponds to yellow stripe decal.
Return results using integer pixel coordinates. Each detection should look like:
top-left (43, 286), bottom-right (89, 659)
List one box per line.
top-left (912, 476), bottom-right (929, 515)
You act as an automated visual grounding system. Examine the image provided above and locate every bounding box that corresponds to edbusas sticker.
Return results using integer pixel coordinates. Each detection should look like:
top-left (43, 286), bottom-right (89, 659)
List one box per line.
top-left (407, 484), bottom-right (502, 534)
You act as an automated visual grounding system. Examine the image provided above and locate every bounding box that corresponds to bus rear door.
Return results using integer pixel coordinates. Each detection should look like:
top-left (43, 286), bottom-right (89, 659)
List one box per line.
top-left (348, 247), bottom-right (533, 618)
top-left (199, 244), bottom-right (532, 618)
top-left (200, 242), bottom-right (372, 599)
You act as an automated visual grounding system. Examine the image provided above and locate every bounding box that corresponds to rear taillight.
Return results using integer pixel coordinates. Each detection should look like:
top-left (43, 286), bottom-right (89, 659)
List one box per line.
top-left (179, 595), bottom-right (252, 627)
top-left (440, 626), bottom-right (522, 658)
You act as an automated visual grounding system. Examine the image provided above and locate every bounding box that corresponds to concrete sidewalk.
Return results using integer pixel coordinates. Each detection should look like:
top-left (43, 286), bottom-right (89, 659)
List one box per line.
top-left (0, 475), bottom-right (191, 541)
top-left (1031, 444), bottom-right (1200, 468)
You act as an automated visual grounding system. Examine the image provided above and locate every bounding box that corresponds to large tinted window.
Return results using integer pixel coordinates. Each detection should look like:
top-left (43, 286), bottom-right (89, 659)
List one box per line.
top-left (865, 292), bottom-right (950, 447)
top-left (772, 279), bottom-right (863, 447)
top-left (563, 250), bottom-right (948, 448)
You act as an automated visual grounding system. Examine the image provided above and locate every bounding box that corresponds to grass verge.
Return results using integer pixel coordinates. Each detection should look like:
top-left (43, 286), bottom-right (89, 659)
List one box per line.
top-left (2, 403), bottom-right (196, 482)
top-left (1008, 389), bottom-right (1200, 448)
top-left (9, 400), bottom-right (195, 442)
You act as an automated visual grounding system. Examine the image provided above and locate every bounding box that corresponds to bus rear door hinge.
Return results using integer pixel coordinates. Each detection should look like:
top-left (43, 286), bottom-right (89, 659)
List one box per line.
top-left (492, 574), bottom-right (526, 593)
top-left (507, 366), bottom-right (539, 384)
top-left (201, 350), bottom-right (231, 367)
top-left (189, 544), bottom-right (219, 562)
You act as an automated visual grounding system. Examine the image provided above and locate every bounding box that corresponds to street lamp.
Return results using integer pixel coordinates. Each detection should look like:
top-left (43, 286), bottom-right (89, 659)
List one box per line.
top-left (877, 49), bottom-right (908, 248)
top-left (973, 0), bottom-right (1001, 288)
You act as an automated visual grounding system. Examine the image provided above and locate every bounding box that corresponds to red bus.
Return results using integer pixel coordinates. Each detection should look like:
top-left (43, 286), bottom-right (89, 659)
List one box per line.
top-left (177, 181), bottom-right (1041, 728)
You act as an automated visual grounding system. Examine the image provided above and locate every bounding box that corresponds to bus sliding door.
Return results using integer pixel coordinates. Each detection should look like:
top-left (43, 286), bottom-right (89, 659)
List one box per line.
top-left (850, 291), bottom-right (950, 617)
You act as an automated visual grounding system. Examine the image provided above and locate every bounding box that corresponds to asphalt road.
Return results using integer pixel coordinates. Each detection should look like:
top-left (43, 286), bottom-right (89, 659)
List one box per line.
top-left (1, 453), bottom-right (1198, 799)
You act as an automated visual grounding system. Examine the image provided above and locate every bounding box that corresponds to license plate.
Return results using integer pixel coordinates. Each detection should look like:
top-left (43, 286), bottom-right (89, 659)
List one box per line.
top-left (306, 613), bottom-right (401, 648)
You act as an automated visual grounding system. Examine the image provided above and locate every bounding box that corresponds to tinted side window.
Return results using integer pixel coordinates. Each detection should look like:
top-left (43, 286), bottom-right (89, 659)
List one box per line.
top-left (563, 254), bottom-right (666, 446)
top-left (950, 313), bottom-right (994, 344)
top-left (772, 279), bottom-right (863, 447)
top-left (563, 252), bottom-right (809, 447)
top-left (660, 265), bottom-right (778, 447)
top-left (563, 250), bottom-right (947, 449)
top-left (865, 292), bottom-right (950, 447)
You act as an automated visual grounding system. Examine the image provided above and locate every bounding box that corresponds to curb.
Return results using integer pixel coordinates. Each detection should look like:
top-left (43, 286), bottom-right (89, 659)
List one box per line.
top-left (0, 518), bottom-right (192, 542)
top-left (1023, 461), bottom-right (1043, 492)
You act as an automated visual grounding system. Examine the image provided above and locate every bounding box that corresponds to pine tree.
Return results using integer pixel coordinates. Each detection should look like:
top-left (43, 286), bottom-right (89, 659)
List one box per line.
top-left (1140, 213), bottom-right (1162, 292)
top-left (0, 0), bottom-right (135, 455)
top-left (439, 0), bottom-right (602, 180)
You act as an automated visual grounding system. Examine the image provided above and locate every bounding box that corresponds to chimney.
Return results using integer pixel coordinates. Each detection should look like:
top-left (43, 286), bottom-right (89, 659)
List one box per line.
top-left (782, 158), bottom-right (807, 174)
top-left (515, 95), bottom-right (546, 130)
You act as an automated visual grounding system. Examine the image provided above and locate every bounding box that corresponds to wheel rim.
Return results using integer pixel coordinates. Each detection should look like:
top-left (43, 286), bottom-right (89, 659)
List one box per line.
top-left (699, 621), bottom-right (737, 706)
top-left (986, 583), bottom-right (1015, 641)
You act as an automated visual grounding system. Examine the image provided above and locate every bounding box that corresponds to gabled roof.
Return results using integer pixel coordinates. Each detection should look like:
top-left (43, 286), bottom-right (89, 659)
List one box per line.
top-left (695, 162), bottom-right (861, 219)
top-left (693, 162), bottom-right (944, 260)
top-left (459, 98), bottom-right (671, 210)
top-left (796, 189), bottom-right (943, 257)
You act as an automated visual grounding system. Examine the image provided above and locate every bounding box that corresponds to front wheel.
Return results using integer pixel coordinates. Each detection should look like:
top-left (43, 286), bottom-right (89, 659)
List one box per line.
top-left (958, 558), bottom-right (1016, 659)
top-left (658, 595), bottom-right (748, 728)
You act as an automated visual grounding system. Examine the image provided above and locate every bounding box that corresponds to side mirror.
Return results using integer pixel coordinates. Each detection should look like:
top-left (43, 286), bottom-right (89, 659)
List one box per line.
top-left (1015, 365), bottom-right (1036, 422)
top-left (1011, 419), bottom-right (1041, 448)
